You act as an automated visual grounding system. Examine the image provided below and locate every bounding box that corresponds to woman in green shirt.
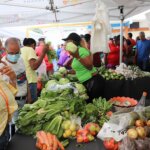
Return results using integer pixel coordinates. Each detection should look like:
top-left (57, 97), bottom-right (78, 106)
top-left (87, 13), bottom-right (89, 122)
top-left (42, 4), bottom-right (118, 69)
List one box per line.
top-left (63, 33), bottom-right (105, 103)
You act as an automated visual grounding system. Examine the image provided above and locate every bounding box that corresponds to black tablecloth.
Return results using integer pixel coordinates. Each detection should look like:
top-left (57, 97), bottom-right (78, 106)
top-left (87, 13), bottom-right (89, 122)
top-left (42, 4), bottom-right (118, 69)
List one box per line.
top-left (104, 77), bottom-right (150, 100)
top-left (7, 134), bottom-right (105, 150)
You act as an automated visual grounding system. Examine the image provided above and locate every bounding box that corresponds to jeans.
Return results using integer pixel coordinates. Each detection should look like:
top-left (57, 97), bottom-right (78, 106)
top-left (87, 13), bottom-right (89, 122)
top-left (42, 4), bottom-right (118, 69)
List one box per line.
top-left (12, 99), bottom-right (26, 124)
top-left (0, 126), bottom-right (10, 150)
top-left (137, 60), bottom-right (150, 72)
top-left (29, 83), bottom-right (37, 102)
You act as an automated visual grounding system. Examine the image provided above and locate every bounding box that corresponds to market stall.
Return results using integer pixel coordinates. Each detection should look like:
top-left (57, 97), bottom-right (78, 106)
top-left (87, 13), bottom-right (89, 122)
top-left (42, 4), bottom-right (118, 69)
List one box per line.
top-left (5, 66), bottom-right (150, 150)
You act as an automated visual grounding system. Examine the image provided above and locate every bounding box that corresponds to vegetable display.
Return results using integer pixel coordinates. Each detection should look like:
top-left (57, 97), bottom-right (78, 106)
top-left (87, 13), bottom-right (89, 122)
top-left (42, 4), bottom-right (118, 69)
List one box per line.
top-left (115, 64), bottom-right (150, 80)
top-left (41, 78), bottom-right (88, 100)
top-left (16, 97), bottom-right (86, 137)
top-left (50, 67), bottom-right (78, 82)
top-left (98, 66), bottom-right (124, 80)
top-left (83, 97), bottom-right (112, 127)
top-left (98, 64), bottom-right (150, 81)
top-left (15, 62), bottom-right (150, 150)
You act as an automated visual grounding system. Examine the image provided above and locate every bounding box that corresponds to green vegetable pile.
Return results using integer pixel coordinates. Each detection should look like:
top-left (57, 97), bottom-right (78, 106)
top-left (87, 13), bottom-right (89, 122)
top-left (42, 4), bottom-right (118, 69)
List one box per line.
top-left (41, 78), bottom-right (88, 100)
top-left (16, 97), bottom-right (86, 137)
top-left (98, 66), bottom-right (124, 80)
top-left (50, 67), bottom-right (78, 82)
top-left (84, 97), bottom-right (112, 127)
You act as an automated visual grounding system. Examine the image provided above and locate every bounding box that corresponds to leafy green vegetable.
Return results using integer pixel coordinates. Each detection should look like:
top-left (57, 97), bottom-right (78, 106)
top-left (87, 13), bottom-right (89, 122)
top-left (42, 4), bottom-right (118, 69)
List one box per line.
top-left (59, 67), bottom-right (67, 74)
top-left (59, 78), bottom-right (70, 84)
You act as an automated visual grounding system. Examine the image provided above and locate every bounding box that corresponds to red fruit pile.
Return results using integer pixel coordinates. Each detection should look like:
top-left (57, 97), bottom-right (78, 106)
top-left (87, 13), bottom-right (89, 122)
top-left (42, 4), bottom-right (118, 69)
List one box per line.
top-left (76, 123), bottom-right (100, 143)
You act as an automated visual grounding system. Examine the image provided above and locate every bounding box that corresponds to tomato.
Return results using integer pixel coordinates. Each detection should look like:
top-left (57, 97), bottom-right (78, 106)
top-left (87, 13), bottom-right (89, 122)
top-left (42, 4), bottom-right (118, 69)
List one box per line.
top-left (77, 129), bottom-right (89, 136)
top-left (83, 136), bottom-right (89, 143)
top-left (103, 138), bottom-right (119, 150)
top-left (106, 111), bottom-right (113, 117)
top-left (77, 136), bottom-right (84, 143)
top-left (90, 131), bottom-right (96, 136)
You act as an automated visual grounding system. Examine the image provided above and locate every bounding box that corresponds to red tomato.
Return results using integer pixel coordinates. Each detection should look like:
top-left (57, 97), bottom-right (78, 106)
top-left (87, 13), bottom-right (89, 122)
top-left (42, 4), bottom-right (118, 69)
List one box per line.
top-left (77, 136), bottom-right (83, 143)
top-left (103, 138), bottom-right (116, 150)
top-left (83, 136), bottom-right (89, 143)
top-left (106, 111), bottom-right (113, 117)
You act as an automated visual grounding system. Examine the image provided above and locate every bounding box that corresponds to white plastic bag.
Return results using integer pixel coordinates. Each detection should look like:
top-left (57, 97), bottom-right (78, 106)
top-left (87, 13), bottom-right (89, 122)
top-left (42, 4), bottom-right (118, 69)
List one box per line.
top-left (36, 60), bottom-right (48, 81)
top-left (97, 122), bottom-right (127, 141)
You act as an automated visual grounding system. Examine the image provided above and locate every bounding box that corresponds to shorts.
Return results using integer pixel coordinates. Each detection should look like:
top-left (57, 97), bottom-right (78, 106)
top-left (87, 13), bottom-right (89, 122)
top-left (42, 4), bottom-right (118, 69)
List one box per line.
top-left (29, 83), bottom-right (37, 102)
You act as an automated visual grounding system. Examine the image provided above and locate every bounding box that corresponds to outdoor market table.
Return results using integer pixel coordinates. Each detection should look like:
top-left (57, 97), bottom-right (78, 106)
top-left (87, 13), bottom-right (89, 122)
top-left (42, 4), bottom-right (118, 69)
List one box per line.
top-left (7, 134), bottom-right (105, 150)
top-left (104, 77), bottom-right (150, 100)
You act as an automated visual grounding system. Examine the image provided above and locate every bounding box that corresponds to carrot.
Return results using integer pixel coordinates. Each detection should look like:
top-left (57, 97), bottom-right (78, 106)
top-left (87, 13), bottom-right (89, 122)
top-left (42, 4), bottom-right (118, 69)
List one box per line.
top-left (47, 133), bottom-right (53, 147)
top-left (42, 144), bottom-right (47, 150)
top-left (52, 135), bottom-right (58, 150)
top-left (40, 131), bottom-right (50, 148)
top-left (38, 143), bottom-right (43, 149)
top-left (57, 140), bottom-right (65, 150)
top-left (36, 131), bottom-right (44, 144)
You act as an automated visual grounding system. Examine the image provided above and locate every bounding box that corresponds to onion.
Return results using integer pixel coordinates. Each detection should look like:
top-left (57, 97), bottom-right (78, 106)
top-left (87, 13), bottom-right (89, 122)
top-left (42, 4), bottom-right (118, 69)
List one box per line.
top-left (135, 120), bottom-right (145, 127)
top-left (136, 127), bottom-right (146, 139)
top-left (127, 128), bottom-right (138, 139)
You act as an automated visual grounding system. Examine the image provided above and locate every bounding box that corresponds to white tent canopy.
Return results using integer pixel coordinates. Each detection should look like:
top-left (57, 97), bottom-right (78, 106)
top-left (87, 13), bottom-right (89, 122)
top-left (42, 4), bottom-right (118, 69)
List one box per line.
top-left (0, 0), bottom-right (150, 27)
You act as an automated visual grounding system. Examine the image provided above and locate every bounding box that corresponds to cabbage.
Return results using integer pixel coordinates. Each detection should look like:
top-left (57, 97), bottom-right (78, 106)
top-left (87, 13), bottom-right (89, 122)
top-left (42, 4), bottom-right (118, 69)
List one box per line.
top-left (59, 67), bottom-right (67, 74)
top-left (45, 80), bottom-right (58, 87)
top-left (59, 78), bottom-right (70, 85)
top-left (75, 83), bottom-right (86, 94)
top-left (66, 42), bottom-right (77, 53)
top-left (53, 72), bottom-right (62, 80)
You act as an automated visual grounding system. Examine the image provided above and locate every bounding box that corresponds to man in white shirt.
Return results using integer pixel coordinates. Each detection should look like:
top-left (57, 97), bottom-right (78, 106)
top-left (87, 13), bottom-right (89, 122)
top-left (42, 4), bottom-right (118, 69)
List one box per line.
top-left (2, 38), bottom-right (28, 124)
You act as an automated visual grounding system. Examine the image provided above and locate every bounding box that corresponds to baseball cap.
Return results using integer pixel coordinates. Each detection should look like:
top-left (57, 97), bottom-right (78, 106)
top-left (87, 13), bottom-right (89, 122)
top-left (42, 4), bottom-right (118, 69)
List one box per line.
top-left (62, 33), bottom-right (81, 45)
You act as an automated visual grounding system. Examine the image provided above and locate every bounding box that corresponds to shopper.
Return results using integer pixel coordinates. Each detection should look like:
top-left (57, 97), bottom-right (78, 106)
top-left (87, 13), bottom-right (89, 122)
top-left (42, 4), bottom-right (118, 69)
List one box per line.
top-left (135, 32), bottom-right (150, 71)
top-left (107, 35), bottom-right (126, 68)
top-left (63, 33), bottom-right (105, 102)
top-left (57, 44), bottom-right (64, 59)
top-left (21, 38), bottom-right (48, 102)
top-left (84, 34), bottom-right (91, 50)
top-left (127, 32), bottom-right (136, 47)
top-left (0, 60), bottom-right (17, 150)
top-left (2, 38), bottom-right (28, 125)
top-left (36, 38), bottom-right (53, 75)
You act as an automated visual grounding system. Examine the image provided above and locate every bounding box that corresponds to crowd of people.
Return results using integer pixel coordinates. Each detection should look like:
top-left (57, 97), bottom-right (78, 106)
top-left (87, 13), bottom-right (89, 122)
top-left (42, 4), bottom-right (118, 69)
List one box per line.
top-left (0, 30), bottom-right (150, 150)
top-left (107, 32), bottom-right (150, 71)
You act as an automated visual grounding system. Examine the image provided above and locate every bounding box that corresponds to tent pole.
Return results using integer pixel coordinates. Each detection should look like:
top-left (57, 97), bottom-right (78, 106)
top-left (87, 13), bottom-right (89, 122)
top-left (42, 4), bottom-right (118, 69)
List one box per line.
top-left (119, 6), bottom-right (124, 64)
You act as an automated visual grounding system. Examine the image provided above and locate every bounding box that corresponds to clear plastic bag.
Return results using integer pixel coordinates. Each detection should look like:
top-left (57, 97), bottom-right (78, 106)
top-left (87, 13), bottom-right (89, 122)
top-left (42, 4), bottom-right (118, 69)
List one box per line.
top-left (46, 82), bottom-right (78, 94)
top-left (36, 61), bottom-right (48, 81)
top-left (119, 137), bottom-right (136, 150)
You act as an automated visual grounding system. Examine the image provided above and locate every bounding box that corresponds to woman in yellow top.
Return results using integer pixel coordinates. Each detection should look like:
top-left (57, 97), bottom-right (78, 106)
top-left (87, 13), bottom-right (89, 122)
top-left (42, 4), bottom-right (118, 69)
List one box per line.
top-left (0, 59), bottom-right (17, 150)
top-left (63, 33), bottom-right (105, 103)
